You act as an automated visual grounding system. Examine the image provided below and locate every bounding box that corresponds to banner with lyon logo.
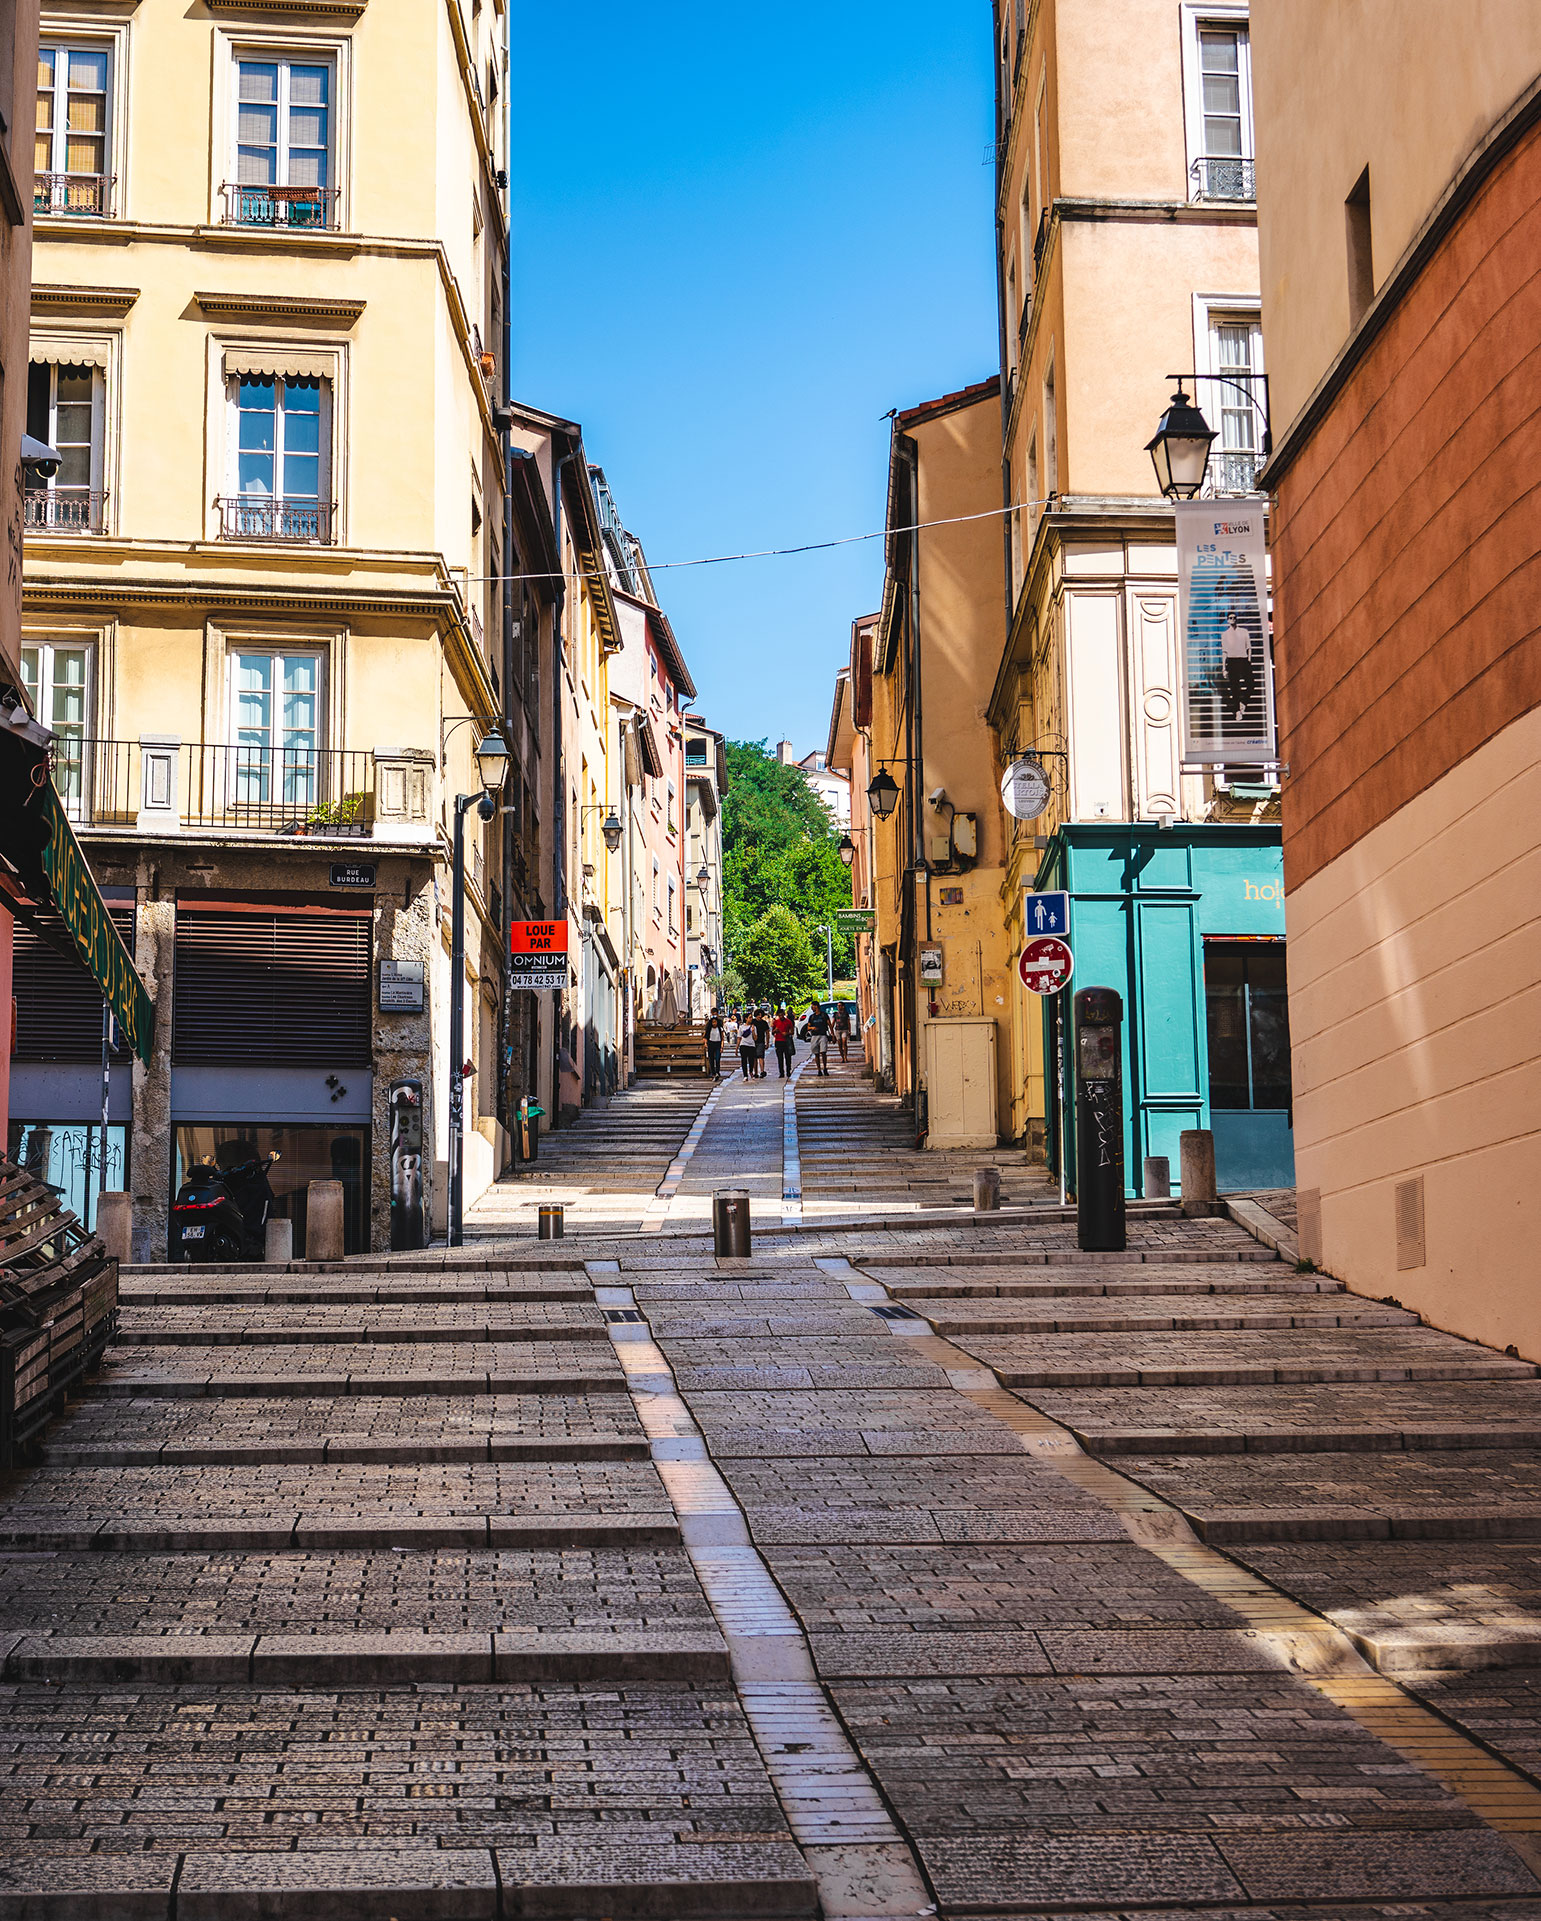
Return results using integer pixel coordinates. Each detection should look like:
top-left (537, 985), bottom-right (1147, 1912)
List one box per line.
top-left (1175, 500), bottom-right (1276, 766)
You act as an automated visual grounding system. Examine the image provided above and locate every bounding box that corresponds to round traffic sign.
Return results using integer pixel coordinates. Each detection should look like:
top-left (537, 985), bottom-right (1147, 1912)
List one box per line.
top-left (1019, 935), bottom-right (1073, 996)
top-left (1000, 757), bottom-right (1051, 821)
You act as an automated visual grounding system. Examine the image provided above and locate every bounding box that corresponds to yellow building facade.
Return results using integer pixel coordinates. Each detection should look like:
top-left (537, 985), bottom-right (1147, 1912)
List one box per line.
top-left (16, 0), bottom-right (514, 1255)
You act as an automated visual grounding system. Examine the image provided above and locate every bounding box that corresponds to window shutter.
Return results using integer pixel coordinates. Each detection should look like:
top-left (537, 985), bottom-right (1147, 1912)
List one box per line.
top-left (173, 902), bottom-right (371, 1066)
top-left (12, 910), bottom-right (136, 1061)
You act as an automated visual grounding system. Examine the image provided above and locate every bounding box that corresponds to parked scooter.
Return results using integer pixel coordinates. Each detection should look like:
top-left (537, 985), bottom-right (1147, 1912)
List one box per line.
top-left (171, 1144), bottom-right (280, 1263)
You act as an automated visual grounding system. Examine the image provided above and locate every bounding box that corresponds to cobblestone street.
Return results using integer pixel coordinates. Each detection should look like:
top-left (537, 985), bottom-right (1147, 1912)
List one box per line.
top-left (4, 1061), bottom-right (1541, 1915)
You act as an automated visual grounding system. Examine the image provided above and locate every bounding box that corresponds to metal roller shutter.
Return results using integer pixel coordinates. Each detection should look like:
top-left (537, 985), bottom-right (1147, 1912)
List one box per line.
top-left (174, 900), bottom-right (372, 1066)
top-left (12, 910), bottom-right (137, 1062)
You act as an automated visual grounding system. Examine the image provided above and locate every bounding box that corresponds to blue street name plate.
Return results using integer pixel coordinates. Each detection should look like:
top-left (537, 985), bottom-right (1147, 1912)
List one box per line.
top-left (1025, 890), bottom-right (1069, 938)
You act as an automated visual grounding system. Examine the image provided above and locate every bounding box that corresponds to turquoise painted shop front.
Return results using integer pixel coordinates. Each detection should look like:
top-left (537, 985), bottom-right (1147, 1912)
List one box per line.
top-left (1036, 825), bottom-right (1292, 1197)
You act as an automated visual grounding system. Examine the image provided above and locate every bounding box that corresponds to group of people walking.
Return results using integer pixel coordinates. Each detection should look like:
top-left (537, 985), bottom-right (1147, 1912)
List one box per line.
top-left (702, 1001), bottom-right (853, 1080)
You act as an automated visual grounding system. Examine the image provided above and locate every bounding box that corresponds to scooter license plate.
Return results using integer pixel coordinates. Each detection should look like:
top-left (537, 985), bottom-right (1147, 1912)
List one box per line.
top-left (181, 1225), bottom-right (206, 1241)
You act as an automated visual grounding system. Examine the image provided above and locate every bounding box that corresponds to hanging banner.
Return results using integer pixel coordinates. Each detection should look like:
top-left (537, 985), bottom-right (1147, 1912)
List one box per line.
top-left (1175, 500), bottom-right (1275, 766)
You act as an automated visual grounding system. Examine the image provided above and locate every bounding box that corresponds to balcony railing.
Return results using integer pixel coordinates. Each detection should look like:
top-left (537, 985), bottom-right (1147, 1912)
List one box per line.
top-left (24, 489), bottom-right (107, 535)
top-left (50, 739), bottom-right (376, 837)
top-left (217, 495), bottom-right (336, 544)
top-left (35, 171), bottom-right (115, 218)
top-left (220, 182), bottom-right (340, 230)
top-left (1190, 156), bottom-right (1255, 202)
top-left (1207, 447), bottom-right (1264, 496)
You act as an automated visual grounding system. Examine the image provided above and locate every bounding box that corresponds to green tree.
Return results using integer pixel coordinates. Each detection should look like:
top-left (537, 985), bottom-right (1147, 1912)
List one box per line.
top-left (721, 740), bottom-right (854, 980)
top-left (735, 905), bottom-right (824, 1007)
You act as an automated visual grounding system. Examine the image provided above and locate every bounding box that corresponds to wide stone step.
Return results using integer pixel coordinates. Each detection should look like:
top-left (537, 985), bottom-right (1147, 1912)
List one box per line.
top-left (114, 1302), bottom-right (607, 1345)
top-left (121, 1275), bottom-right (593, 1306)
top-left (904, 1294), bottom-right (1415, 1335)
top-left (95, 1340), bottom-right (623, 1397)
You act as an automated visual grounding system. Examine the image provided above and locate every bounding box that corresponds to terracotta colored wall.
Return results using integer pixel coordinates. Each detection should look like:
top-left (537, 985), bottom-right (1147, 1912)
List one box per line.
top-left (1272, 123), bottom-right (1541, 893)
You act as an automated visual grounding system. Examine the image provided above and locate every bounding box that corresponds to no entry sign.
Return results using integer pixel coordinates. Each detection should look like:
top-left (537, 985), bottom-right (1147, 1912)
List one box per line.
top-left (1019, 935), bottom-right (1073, 996)
top-left (509, 919), bottom-right (569, 990)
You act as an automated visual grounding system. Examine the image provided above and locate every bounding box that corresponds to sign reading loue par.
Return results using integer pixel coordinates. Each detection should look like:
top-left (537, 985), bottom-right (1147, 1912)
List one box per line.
top-left (509, 918), bottom-right (570, 990)
top-left (39, 784), bottom-right (153, 1063)
top-left (1175, 499), bottom-right (1276, 766)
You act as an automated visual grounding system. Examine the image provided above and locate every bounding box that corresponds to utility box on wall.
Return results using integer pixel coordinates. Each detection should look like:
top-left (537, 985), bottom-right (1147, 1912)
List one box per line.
top-left (923, 1017), bottom-right (998, 1149)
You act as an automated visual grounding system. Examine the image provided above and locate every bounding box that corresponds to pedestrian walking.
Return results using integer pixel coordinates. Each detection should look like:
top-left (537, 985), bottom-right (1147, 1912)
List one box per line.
top-left (737, 1006), bottom-right (757, 1079)
top-left (704, 1010), bottom-right (723, 1078)
top-left (753, 1006), bottom-right (771, 1078)
top-left (772, 1005), bottom-right (795, 1078)
top-left (803, 999), bottom-right (831, 1076)
top-left (833, 1001), bottom-right (852, 1064)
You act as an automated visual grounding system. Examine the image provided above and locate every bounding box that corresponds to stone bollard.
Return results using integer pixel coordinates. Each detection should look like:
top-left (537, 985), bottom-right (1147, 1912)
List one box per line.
top-left (1179, 1130), bottom-right (1217, 1218)
top-left (96, 1191), bottom-right (132, 1264)
top-left (973, 1167), bottom-right (1002, 1212)
top-left (306, 1180), bottom-right (345, 1261)
top-left (265, 1217), bottom-right (293, 1264)
top-left (1143, 1155), bottom-right (1172, 1200)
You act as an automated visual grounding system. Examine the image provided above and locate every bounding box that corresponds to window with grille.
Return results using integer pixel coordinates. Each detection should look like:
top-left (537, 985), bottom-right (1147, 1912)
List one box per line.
top-left (26, 362), bottom-right (105, 530)
top-left (224, 375), bottom-right (331, 539)
top-left (173, 901), bottom-right (372, 1066)
top-left (1207, 314), bottom-right (1265, 495)
top-left (229, 649), bottom-right (324, 807)
top-left (35, 44), bottom-right (111, 213)
top-left (238, 57), bottom-right (330, 190)
top-left (20, 641), bottom-right (92, 813)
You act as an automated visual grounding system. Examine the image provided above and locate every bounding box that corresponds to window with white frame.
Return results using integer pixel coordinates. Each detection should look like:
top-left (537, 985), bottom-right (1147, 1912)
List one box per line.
top-left (26, 360), bottom-right (105, 532)
top-left (1206, 312), bottom-right (1266, 495)
top-left (224, 374), bottom-right (332, 542)
top-left (35, 43), bottom-right (113, 215)
top-left (651, 858), bottom-right (660, 918)
top-left (1184, 13), bottom-right (1254, 201)
top-left (229, 648), bottom-right (323, 807)
top-left (21, 641), bottom-right (92, 812)
top-left (667, 877), bottom-right (677, 936)
top-left (227, 54), bottom-right (337, 228)
top-left (1042, 354), bottom-right (1058, 498)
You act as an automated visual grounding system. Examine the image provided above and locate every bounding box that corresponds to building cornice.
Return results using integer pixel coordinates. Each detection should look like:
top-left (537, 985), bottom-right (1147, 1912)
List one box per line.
top-left (31, 284), bottom-right (139, 316)
top-left (204, 0), bottom-right (368, 19)
top-left (194, 289), bottom-right (366, 325)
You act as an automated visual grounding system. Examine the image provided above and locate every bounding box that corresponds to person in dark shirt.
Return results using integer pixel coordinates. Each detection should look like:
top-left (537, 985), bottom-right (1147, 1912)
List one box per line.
top-left (803, 1001), bottom-right (831, 1076)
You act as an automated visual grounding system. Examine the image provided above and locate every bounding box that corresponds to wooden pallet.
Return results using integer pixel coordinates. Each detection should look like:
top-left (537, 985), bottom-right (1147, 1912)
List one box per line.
top-left (634, 1023), bottom-right (710, 1076)
top-left (0, 1155), bottom-right (118, 1466)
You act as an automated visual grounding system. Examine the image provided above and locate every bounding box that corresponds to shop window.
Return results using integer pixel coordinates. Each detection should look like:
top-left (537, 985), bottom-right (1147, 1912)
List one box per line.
top-left (174, 1122), bottom-right (368, 1255)
top-left (7, 1122), bottom-right (127, 1232)
top-left (1205, 941), bottom-right (1290, 1110)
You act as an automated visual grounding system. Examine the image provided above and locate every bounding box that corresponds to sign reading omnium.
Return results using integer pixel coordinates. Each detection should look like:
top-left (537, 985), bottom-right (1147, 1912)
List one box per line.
top-left (509, 919), bottom-right (570, 990)
top-left (38, 782), bottom-right (154, 1063)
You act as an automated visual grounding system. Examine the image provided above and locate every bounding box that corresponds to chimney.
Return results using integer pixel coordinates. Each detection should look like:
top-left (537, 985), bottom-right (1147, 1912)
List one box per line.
top-left (776, 740), bottom-right (794, 764)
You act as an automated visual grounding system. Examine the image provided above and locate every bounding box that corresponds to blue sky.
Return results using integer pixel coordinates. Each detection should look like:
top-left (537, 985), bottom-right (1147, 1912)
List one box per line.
top-left (509, 5), bottom-right (999, 757)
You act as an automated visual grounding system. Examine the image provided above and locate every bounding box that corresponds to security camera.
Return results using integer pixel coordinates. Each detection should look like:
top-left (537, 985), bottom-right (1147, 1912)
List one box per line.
top-left (20, 433), bottom-right (61, 482)
top-left (928, 786), bottom-right (949, 809)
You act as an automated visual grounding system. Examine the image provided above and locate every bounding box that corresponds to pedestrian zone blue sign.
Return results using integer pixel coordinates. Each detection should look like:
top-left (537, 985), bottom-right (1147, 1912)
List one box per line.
top-left (1025, 890), bottom-right (1069, 939)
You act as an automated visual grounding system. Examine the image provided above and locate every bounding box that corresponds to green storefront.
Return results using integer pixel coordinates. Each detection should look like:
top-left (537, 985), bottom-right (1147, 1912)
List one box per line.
top-left (1037, 823), bottom-right (1292, 1197)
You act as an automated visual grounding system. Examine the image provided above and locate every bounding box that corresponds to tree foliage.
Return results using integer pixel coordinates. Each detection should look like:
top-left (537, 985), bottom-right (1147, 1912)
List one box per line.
top-left (734, 906), bottom-right (824, 1008)
top-left (721, 740), bottom-right (854, 986)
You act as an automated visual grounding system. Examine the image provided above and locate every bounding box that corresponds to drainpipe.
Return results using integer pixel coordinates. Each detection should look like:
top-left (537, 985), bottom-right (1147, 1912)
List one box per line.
top-left (550, 450), bottom-right (566, 1127)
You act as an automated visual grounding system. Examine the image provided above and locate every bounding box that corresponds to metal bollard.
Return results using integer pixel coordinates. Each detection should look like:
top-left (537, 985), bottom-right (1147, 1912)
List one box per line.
top-left (712, 1189), bottom-right (751, 1258)
top-left (1142, 1155), bottom-right (1171, 1200)
top-left (1179, 1130), bottom-right (1218, 1218)
top-left (537, 1204), bottom-right (565, 1240)
top-left (973, 1167), bottom-right (1002, 1212)
top-left (264, 1217), bottom-right (294, 1264)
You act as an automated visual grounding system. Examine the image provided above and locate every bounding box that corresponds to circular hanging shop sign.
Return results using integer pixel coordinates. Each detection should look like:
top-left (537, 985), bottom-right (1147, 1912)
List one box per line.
top-left (1019, 935), bottom-right (1074, 996)
top-left (1001, 757), bottom-right (1051, 820)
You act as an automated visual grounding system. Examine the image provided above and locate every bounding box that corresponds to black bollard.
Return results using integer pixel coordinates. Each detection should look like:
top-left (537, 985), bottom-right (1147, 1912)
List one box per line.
top-left (1074, 987), bottom-right (1126, 1252)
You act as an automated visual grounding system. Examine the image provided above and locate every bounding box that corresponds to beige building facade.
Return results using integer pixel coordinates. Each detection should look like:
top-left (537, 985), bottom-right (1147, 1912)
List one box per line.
top-left (1252, 3), bottom-right (1541, 1349)
top-left (14, 0), bottom-right (517, 1254)
top-left (987, 0), bottom-right (1293, 1197)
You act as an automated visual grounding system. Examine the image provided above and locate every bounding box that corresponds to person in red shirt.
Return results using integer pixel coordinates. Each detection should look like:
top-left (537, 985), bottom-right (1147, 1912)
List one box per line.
top-left (772, 1006), bottom-right (795, 1078)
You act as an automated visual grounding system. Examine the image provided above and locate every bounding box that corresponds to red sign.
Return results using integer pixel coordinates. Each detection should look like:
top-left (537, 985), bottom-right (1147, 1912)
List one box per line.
top-left (510, 919), bottom-right (569, 956)
top-left (1019, 935), bottom-right (1073, 996)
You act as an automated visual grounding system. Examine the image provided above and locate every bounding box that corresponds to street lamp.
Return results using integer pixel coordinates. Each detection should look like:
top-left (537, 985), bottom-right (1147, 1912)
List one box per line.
top-left (448, 730), bottom-right (511, 1247)
top-left (602, 811), bottom-right (622, 853)
top-left (866, 768), bottom-right (900, 821)
top-left (695, 864), bottom-right (710, 898)
top-left (836, 833), bottom-right (855, 867)
top-left (1144, 386), bottom-right (1217, 500)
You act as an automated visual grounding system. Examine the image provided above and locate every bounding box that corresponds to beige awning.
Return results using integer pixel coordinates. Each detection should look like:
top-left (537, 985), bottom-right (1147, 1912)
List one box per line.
top-left (29, 337), bottom-right (110, 369)
top-left (223, 346), bottom-right (336, 381)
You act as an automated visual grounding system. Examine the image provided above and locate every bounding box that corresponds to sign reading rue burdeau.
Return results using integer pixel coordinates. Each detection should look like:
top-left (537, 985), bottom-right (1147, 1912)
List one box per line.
top-left (509, 919), bottom-right (570, 989)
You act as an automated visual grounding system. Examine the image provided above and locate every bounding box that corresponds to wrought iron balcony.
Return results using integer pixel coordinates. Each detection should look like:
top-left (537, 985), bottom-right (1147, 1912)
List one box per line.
top-left (220, 182), bottom-right (340, 231)
top-left (1207, 447), bottom-right (1265, 497)
top-left (49, 738), bottom-right (376, 838)
top-left (24, 489), bottom-right (107, 534)
top-left (1190, 156), bottom-right (1256, 202)
top-left (217, 495), bottom-right (336, 544)
top-left (35, 171), bottom-right (115, 218)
